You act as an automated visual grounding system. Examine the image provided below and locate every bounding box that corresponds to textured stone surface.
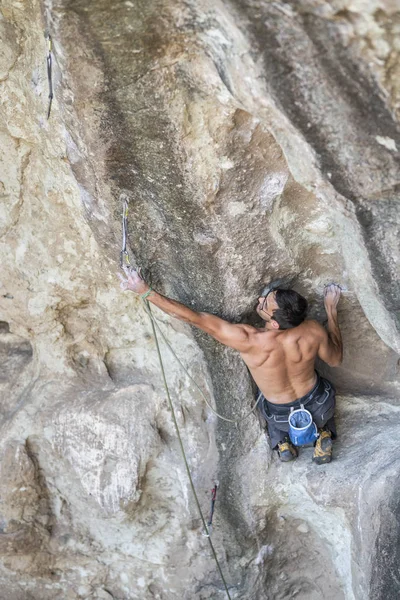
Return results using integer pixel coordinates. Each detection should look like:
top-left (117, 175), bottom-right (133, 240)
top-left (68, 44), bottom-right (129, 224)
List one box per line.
top-left (0, 0), bottom-right (400, 598)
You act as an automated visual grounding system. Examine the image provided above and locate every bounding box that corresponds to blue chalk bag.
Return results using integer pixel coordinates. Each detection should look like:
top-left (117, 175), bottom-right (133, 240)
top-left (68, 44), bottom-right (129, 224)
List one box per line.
top-left (288, 404), bottom-right (319, 446)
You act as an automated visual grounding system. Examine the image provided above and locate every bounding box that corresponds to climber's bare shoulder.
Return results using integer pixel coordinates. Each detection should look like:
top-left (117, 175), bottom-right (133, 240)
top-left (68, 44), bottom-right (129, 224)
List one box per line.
top-left (294, 318), bottom-right (326, 337)
top-left (281, 319), bottom-right (328, 354)
top-left (239, 327), bottom-right (281, 366)
top-left (205, 317), bottom-right (326, 368)
top-left (240, 320), bottom-right (325, 366)
top-left (300, 319), bottom-right (330, 345)
top-left (239, 320), bottom-right (326, 402)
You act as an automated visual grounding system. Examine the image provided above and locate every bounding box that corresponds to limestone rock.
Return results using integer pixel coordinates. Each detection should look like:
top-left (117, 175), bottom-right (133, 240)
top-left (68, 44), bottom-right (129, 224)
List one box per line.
top-left (0, 0), bottom-right (399, 599)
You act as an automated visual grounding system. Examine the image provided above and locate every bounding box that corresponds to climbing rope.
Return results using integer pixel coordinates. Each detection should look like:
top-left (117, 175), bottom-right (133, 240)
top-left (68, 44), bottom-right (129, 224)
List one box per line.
top-left (121, 198), bottom-right (262, 423)
top-left (145, 299), bottom-right (232, 599)
top-left (120, 199), bottom-right (264, 597)
top-left (142, 301), bottom-right (263, 424)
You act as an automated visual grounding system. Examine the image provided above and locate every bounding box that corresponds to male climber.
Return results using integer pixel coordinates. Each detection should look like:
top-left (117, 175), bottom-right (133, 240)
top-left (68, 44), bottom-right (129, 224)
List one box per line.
top-left (118, 267), bottom-right (342, 464)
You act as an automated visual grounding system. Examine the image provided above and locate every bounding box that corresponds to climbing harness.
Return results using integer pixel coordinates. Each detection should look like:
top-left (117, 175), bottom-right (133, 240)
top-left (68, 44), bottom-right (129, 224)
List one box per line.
top-left (45, 33), bottom-right (53, 119)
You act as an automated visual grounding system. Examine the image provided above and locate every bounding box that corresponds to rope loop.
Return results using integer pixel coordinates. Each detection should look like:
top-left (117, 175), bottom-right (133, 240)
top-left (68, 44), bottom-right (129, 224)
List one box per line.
top-left (144, 299), bottom-right (232, 599)
top-left (141, 301), bottom-right (263, 424)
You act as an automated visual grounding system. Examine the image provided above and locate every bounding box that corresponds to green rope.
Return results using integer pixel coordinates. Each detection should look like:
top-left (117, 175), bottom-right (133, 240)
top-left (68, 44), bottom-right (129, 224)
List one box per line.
top-left (144, 299), bottom-right (232, 600)
top-left (141, 287), bottom-right (153, 300)
top-left (142, 302), bottom-right (263, 424)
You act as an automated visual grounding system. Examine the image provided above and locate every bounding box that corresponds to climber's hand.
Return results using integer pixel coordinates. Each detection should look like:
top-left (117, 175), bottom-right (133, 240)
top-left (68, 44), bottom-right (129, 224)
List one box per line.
top-left (324, 283), bottom-right (341, 311)
top-left (117, 265), bottom-right (149, 294)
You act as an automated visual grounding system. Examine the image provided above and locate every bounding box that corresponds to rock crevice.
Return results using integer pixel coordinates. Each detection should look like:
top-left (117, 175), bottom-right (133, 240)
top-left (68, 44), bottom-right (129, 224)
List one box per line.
top-left (0, 0), bottom-right (400, 598)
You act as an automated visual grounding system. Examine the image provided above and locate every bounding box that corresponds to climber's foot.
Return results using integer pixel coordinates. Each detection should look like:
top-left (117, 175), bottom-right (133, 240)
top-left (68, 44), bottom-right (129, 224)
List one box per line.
top-left (277, 437), bottom-right (298, 462)
top-left (312, 429), bottom-right (333, 465)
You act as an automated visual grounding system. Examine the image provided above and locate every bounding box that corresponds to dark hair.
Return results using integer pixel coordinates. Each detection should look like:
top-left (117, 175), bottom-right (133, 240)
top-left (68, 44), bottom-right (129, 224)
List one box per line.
top-left (273, 289), bottom-right (308, 329)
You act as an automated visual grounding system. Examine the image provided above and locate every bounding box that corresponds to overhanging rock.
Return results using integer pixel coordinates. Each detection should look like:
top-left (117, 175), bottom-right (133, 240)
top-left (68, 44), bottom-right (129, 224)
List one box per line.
top-left (0, 0), bottom-right (400, 598)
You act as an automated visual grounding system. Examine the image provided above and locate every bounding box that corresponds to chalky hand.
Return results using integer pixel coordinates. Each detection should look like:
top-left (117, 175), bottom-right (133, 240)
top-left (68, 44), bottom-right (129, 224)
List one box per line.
top-left (117, 265), bottom-right (149, 295)
top-left (324, 283), bottom-right (341, 310)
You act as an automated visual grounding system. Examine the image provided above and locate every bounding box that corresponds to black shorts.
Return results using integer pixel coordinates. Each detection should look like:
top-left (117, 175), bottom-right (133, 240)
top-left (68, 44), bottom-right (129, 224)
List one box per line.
top-left (258, 372), bottom-right (336, 449)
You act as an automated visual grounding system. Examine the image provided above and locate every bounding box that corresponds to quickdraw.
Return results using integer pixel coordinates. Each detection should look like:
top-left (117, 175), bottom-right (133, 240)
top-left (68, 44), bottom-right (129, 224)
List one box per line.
top-left (121, 199), bottom-right (131, 268)
top-left (46, 33), bottom-right (53, 119)
top-left (207, 482), bottom-right (219, 534)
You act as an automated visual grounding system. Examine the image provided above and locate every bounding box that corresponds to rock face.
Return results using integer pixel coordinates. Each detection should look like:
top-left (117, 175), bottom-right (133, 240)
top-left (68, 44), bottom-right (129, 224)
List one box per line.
top-left (0, 0), bottom-right (400, 598)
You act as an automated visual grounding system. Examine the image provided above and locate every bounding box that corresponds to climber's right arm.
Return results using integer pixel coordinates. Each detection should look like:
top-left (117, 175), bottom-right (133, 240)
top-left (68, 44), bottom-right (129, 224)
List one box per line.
top-left (317, 284), bottom-right (343, 367)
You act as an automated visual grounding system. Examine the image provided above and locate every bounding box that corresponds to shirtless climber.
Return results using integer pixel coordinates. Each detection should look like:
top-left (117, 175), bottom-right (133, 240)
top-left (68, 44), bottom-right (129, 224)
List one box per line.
top-left (118, 267), bottom-right (343, 465)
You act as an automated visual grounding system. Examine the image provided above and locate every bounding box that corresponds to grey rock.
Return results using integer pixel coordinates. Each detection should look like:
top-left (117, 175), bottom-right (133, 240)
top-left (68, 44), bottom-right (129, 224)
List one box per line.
top-left (0, 0), bottom-right (399, 599)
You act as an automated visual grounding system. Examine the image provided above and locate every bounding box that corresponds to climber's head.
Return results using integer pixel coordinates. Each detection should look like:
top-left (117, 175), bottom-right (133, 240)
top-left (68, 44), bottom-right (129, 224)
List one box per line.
top-left (257, 289), bottom-right (308, 330)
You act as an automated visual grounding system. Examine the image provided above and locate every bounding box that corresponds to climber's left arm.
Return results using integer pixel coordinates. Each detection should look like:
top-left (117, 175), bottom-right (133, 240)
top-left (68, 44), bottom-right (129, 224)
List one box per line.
top-left (118, 267), bottom-right (255, 352)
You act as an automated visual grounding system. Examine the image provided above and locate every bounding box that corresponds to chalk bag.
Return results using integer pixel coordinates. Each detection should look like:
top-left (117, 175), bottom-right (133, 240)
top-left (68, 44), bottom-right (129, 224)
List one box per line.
top-left (288, 404), bottom-right (318, 447)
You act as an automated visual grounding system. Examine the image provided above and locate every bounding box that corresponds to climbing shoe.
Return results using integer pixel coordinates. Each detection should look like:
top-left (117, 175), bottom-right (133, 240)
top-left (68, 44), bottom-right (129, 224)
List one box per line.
top-left (312, 429), bottom-right (333, 465)
top-left (277, 437), bottom-right (298, 462)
